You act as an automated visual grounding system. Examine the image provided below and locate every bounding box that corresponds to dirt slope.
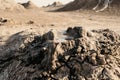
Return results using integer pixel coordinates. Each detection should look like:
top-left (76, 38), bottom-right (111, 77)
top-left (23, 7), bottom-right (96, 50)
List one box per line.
top-left (0, 0), bottom-right (25, 11)
top-left (57, 0), bottom-right (120, 15)
top-left (57, 0), bottom-right (97, 11)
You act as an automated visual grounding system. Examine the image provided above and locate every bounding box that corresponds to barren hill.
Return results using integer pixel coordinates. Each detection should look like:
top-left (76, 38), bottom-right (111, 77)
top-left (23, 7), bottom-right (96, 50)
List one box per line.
top-left (20, 1), bottom-right (38, 9)
top-left (0, 0), bottom-right (25, 11)
top-left (57, 0), bottom-right (96, 11)
top-left (47, 1), bottom-right (63, 7)
top-left (57, 0), bottom-right (120, 15)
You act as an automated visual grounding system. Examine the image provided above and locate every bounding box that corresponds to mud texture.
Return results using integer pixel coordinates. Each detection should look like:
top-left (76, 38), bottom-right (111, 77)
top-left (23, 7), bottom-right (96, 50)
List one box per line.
top-left (0, 27), bottom-right (120, 80)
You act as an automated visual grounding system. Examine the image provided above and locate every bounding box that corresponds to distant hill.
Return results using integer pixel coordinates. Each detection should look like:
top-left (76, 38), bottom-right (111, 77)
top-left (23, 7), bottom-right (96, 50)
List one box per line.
top-left (0, 0), bottom-right (25, 11)
top-left (20, 1), bottom-right (38, 9)
top-left (57, 0), bottom-right (120, 13)
top-left (47, 1), bottom-right (63, 7)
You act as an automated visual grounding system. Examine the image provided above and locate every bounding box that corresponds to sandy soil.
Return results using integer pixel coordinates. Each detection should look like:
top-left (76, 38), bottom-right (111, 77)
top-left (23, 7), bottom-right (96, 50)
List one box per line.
top-left (0, 8), bottom-right (120, 45)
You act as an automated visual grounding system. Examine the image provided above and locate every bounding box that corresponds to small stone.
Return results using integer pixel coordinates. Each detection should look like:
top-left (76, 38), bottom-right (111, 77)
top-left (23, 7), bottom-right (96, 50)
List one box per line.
top-left (27, 20), bottom-right (34, 24)
top-left (50, 24), bottom-right (55, 26)
top-left (77, 46), bottom-right (82, 53)
top-left (97, 55), bottom-right (106, 65)
top-left (65, 55), bottom-right (70, 60)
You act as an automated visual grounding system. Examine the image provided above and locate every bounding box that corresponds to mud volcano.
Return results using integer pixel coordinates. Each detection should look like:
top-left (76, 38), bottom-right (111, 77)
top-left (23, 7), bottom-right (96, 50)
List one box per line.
top-left (57, 0), bottom-right (120, 15)
top-left (0, 27), bottom-right (120, 80)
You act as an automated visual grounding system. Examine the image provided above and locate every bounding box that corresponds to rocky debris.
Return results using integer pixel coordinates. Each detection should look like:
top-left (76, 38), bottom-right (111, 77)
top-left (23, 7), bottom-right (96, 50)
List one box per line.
top-left (20, 1), bottom-right (38, 9)
top-left (0, 18), bottom-right (17, 26)
top-left (0, 18), bottom-right (8, 25)
top-left (0, 18), bottom-right (8, 23)
top-left (0, 26), bottom-right (120, 80)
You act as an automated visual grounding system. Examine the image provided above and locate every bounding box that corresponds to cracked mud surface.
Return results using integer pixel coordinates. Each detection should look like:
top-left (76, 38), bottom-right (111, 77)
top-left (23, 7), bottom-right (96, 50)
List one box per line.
top-left (0, 27), bottom-right (120, 80)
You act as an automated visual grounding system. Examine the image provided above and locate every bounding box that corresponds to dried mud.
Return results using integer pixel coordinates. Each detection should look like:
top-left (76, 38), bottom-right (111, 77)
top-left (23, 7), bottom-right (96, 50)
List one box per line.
top-left (0, 27), bottom-right (120, 80)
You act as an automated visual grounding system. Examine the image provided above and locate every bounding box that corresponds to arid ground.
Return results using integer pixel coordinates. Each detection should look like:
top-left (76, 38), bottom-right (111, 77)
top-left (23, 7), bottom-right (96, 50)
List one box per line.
top-left (0, 8), bottom-right (120, 45)
top-left (0, 3), bottom-right (120, 79)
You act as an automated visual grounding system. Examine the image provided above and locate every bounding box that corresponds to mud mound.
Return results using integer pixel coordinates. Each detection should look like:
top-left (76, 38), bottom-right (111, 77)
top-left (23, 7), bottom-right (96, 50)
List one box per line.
top-left (57, 0), bottom-right (98, 11)
top-left (20, 1), bottom-right (38, 9)
top-left (0, 0), bottom-right (25, 11)
top-left (57, 0), bottom-right (120, 15)
top-left (0, 27), bottom-right (120, 80)
top-left (47, 1), bottom-right (63, 7)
